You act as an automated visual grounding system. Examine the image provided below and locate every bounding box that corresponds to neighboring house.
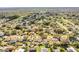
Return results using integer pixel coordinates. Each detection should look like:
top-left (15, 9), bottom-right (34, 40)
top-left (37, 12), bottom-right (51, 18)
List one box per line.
top-left (0, 32), bottom-right (4, 37)
top-left (15, 48), bottom-right (25, 52)
top-left (4, 35), bottom-right (24, 42)
top-left (67, 46), bottom-right (77, 52)
top-left (41, 48), bottom-right (49, 52)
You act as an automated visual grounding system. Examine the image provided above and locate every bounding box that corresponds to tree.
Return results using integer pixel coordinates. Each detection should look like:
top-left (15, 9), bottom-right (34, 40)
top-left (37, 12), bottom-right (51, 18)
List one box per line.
top-left (15, 25), bottom-right (22, 30)
top-left (7, 15), bottom-right (20, 20)
top-left (11, 30), bottom-right (17, 35)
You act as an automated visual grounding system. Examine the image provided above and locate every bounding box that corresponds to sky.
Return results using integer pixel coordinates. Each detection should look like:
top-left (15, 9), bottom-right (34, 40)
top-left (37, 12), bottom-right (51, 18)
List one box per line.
top-left (0, 0), bottom-right (79, 7)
